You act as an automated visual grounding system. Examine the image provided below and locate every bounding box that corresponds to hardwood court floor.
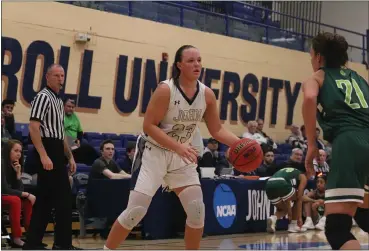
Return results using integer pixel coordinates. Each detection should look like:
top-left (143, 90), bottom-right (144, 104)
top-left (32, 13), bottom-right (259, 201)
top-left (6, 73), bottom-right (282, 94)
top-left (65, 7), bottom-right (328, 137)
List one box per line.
top-left (31, 227), bottom-right (368, 250)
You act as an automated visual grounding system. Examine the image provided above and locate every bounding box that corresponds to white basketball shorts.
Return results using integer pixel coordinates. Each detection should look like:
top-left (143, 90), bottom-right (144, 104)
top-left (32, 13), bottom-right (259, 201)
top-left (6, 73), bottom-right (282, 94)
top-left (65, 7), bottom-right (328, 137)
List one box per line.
top-left (130, 135), bottom-right (200, 197)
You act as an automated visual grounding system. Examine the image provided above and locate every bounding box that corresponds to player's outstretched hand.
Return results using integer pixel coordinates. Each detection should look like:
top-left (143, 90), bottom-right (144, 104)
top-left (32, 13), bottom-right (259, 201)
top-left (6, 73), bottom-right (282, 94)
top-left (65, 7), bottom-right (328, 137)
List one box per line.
top-left (175, 144), bottom-right (198, 164)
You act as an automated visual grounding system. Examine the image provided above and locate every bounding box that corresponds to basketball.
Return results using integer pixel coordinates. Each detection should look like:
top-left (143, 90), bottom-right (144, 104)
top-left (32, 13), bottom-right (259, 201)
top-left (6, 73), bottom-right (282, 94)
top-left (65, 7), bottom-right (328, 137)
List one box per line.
top-left (228, 138), bottom-right (263, 173)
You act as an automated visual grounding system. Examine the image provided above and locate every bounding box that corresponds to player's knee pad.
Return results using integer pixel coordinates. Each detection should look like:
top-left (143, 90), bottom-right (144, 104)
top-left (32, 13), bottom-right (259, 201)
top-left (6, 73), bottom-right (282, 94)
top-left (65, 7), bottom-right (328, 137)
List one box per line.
top-left (117, 190), bottom-right (152, 230)
top-left (325, 214), bottom-right (356, 250)
top-left (354, 207), bottom-right (369, 233)
top-left (178, 186), bottom-right (205, 229)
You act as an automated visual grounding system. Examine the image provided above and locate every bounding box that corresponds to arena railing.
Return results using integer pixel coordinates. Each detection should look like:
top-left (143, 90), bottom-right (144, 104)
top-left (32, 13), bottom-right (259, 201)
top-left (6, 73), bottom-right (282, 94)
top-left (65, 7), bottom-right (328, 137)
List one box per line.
top-left (65, 1), bottom-right (367, 64)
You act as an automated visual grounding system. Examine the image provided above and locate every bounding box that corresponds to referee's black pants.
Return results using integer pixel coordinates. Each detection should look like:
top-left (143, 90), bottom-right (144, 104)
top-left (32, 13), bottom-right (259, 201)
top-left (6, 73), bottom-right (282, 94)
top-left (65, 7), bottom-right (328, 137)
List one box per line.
top-left (25, 138), bottom-right (72, 248)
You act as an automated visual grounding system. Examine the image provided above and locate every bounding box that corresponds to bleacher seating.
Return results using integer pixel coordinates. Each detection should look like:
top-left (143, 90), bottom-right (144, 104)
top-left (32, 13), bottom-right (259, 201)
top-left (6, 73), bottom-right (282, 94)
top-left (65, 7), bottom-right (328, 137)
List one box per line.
top-left (75, 163), bottom-right (91, 174)
top-left (103, 1), bottom-right (129, 15)
top-left (62, 1), bottom-right (366, 63)
top-left (102, 133), bottom-right (120, 140)
top-left (93, 146), bottom-right (100, 155)
top-left (15, 123), bottom-right (29, 137)
top-left (84, 132), bottom-right (103, 141)
top-left (65, 1), bottom-right (294, 51)
top-left (114, 148), bottom-right (126, 160)
top-left (16, 122), bottom-right (297, 177)
top-left (89, 139), bottom-right (102, 148)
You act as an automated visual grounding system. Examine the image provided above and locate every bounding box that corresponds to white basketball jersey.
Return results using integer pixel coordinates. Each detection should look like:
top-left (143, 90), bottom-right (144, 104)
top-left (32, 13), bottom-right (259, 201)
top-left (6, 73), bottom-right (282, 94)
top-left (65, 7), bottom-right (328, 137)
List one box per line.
top-left (143, 79), bottom-right (206, 150)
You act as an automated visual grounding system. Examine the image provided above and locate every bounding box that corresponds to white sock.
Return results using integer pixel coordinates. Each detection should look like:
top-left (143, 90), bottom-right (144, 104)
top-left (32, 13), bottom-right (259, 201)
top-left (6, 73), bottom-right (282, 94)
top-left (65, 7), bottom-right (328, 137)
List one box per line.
top-left (306, 216), bottom-right (312, 221)
top-left (13, 238), bottom-right (24, 246)
top-left (290, 220), bottom-right (297, 225)
top-left (104, 245), bottom-right (111, 250)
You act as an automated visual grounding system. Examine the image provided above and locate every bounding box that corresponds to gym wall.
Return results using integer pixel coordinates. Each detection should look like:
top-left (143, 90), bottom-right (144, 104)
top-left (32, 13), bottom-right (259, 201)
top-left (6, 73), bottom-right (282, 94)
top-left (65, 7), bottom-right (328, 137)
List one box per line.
top-left (2, 2), bottom-right (368, 140)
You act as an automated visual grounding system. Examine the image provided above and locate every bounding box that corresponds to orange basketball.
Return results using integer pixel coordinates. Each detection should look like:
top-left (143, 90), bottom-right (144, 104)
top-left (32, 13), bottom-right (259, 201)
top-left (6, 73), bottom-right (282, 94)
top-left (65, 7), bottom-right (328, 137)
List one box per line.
top-left (228, 138), bottom-right (263, 173)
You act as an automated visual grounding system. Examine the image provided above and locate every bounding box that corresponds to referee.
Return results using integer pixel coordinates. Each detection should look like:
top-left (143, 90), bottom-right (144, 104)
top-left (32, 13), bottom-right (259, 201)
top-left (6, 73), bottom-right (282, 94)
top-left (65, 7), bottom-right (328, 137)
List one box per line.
top-left (24, 64), bottom-right (81, 250)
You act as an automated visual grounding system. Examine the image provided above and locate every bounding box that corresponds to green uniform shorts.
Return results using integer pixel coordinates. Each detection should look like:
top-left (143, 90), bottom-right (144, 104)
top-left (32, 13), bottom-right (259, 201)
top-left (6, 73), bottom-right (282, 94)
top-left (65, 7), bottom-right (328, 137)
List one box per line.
top-left (326, 130), bottom-right (369, 204)
top-left (265, 178), bottom-right (295, 204)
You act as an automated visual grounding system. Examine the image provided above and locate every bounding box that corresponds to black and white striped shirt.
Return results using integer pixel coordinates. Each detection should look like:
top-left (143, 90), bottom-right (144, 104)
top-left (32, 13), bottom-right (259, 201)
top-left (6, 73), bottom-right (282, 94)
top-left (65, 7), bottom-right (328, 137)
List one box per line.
top-left (30, 87), bottom-right (65, 140)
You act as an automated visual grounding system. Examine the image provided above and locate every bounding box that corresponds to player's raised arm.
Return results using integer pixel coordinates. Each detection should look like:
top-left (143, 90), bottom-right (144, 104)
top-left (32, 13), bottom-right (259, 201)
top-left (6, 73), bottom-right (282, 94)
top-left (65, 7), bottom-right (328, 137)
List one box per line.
top-left (203, 87), bottom-right (240, 146)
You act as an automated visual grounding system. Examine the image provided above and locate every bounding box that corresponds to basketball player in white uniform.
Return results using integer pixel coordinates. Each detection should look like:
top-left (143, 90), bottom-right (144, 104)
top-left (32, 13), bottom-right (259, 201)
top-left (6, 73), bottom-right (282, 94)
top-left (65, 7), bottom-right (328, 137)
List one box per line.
top-left (191, 126), bottom-right (205, 157)
top-left (104, 45), bottom-right (240, 250)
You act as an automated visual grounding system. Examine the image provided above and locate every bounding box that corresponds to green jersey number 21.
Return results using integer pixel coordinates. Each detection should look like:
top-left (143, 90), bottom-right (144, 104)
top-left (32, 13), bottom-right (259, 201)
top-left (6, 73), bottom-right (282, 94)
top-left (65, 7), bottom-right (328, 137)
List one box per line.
top-left (336, 78), bottom-right (369, 109)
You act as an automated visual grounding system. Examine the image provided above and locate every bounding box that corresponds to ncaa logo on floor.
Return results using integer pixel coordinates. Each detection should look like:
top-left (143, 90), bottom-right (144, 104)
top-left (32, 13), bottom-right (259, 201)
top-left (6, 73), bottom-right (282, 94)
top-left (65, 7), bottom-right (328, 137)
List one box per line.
top-left (213, 183), bottom-right (237, 228)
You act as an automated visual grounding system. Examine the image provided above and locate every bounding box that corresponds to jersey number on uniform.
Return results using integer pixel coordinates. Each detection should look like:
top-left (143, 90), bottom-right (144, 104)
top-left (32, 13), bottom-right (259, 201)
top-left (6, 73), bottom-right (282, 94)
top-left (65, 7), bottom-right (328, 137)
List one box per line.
top-left (335, 78), bottom-right (369, 109)
top-left (282, 168), bottom-right (295, 173)
top-left (167, 124), bottom-right (196, 143)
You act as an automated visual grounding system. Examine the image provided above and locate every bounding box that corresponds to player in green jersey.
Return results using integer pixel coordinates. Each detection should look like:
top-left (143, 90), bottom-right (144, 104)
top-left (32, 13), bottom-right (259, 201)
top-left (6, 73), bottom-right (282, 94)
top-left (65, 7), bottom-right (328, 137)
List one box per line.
top-left (302, 32), bottom-right (369, 250)
top-left (265, 167), bottom-right (308, 233)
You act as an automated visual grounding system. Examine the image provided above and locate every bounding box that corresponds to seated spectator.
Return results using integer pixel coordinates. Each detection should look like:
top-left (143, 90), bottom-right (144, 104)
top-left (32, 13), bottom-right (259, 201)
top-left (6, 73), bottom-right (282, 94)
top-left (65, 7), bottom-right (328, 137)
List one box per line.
top-left (119, 141), bottom-right (136, 174)
top-left (90, 140), bottom-right (131, 179)
top-left (1, 99), bottom-right (16, 138)
top-left (242, 121), bottom-right (277, 149)
top-left (302, 174), bottom-right (326, 230)
top-left (276, 148), bottom-right (305, 173)
top-left (287, 124), bottom-right (307, 152)
top-left (300, 125), bottom-right (307, 141)
top-left (301, 125), bottom-right (325, 150)
top-left (2, 111), bottom-right (12, 145)
top-left (256, 119), bottom-right (266, 137)
top-left (199, 137), bottom-right (232, 176)
top-left (1, 140), bottom-right (35, 248)
top-left (315, 128), bottom-right (325, 150)
top-left (313, 149), bottom-right (330, 178)
top-left (257, 119), bottom-right (277, 149)
top-left (324, 143), bottom-right (332, 165)
top-left (199, 138), bottom-right (219, 167)
top-left (254, 150), bottom-right (277, 177)
top-left (63, 98), bottom-right (99, 165)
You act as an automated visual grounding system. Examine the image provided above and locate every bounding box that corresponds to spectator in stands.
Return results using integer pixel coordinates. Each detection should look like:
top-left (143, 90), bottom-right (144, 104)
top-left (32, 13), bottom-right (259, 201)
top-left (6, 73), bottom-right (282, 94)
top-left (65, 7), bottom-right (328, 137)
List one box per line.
top-left (324, 143), bottom-right (332, 165)
top-left (254, 150), bottom-right (276, 177)
top-left (277, 148), bottom-right (305, 173)
top-left (256, 118), bottom-right (277, 149)
top-left (313, 149), bottom-right (330, 177)
top-left (2, 111), bottom-right (12, 145)
top-left (199, 137), bottom-right (230, 176)
top-left (302, 174), bottom-right (326, 230)
top-left (1, 99), bottom-right (16, 137)
top-left (301, 125), bottom-right (325, 150)
top-left (64, 98), bottom-right (82, 148)
top-left (1, 140), bottom-right (35, 248)
top-left (90, 140), bottom-right (131, 180)
top-left (300, 125), bottom-right (307, 140)
top-left (287, 124), bottom-right (307, 152)
top-left (242, 121), bottom-right (277, 149)
top-left (315, 128), bottom-right (325, 150)
top-left (119, 141), bottom-right (136, 174)
top-left (199, 138), bottom-right (219, 167)
top-left (63, 98), bottom-right (99, 165)
top-left (256, 118), bottom-right (267, 137)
